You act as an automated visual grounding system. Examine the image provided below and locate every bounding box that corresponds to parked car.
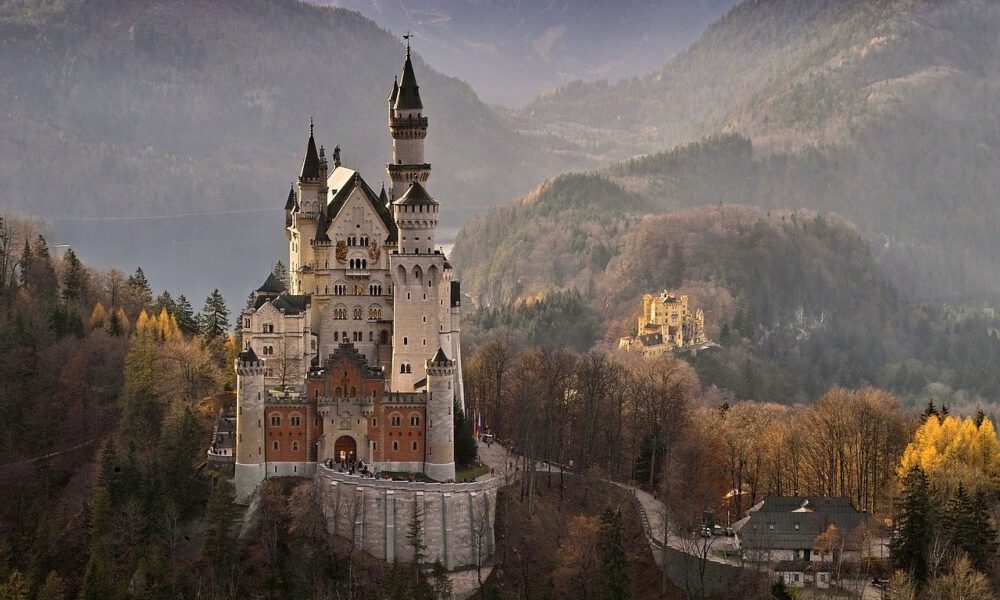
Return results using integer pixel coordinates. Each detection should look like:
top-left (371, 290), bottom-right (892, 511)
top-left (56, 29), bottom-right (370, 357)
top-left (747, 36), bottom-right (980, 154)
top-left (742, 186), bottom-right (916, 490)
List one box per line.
top-left (699, 526), bottom-right (713, 538)
top-left (712, 525), bottom-right (724, 536)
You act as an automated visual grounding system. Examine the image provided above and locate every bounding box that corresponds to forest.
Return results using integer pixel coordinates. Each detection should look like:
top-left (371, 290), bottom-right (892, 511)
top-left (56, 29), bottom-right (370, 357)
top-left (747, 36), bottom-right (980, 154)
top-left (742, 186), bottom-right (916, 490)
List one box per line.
top-left (463, 332), bottom-right (1000, 599)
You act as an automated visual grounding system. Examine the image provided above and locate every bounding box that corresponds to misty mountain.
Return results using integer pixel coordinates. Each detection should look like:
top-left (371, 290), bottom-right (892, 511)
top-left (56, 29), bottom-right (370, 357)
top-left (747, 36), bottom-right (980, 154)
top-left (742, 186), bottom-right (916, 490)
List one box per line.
top-left (471, 0), bottom-right (1000, 298)
top-left (0, 0), bottom-right (587, 306)
top-left (319, 0), bottom-right (740, 108)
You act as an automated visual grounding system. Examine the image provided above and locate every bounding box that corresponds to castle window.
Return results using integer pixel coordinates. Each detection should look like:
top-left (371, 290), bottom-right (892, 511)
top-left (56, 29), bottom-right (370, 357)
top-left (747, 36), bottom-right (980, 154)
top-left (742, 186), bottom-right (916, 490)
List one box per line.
top-left (393, 441), bottom-right (399, 451)
top-left (422, 315), bottom-right (426, 323)
top-left (362, 259), bottom-right (368, 269)
top-left (407, 292), bottom-right (411, 300)
top-left (411, 441), bottom-right (418, 451)
top-left (292, 441), bottom-right (299, 451)
top-left (273, 441), bottom-right (279, 451)
top-left (334, 331), bottom-right (339, 341)
top-left (270, 415), bottom-right (281, 427)
top-left (410, 415), bottom-right (420, 427)
top-left (372, 418), bottom-right (378, 427)
top-left (373, 442), bottom-right (377, 451)
top-left (353, 331), bottom-right (362, 342)
top-left (244, 318), bottom-right (250, 328)
top-left (353, 308), bottom-right (363, 320)
top-left (405, 364), bottom-right (412, 374)
top-left (422, 339), bottom-right (426, 346)
top-left (428, 280), bottom-right (432, 288)
top-left (291, 415), bottom-right (301, 427)
top-left (391, 415), bottom-right (401, 427)
top-left (423, 294), bottom-right (427, 300)
top-left (324, 286), bottom-right (328, 294)
top-left (369, 331), bottom-right (374, 341)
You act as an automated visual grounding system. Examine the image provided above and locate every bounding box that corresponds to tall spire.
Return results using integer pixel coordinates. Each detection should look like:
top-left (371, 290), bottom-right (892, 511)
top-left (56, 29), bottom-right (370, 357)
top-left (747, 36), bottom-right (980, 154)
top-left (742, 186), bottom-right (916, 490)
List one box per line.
top-left (388, 76), bottom-right (398, 104)
top-left (299, 118), bottom-right (320, 180)
top-left (394, 36), bottom-right (422, 111)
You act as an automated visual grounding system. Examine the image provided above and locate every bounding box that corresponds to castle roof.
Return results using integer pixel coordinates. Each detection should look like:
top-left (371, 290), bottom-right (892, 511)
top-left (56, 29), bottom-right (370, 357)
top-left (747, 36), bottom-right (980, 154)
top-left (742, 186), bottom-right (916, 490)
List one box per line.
top-left (271, 294), bottom-right (310, 315)
top-left (239, 347), bottom-right (259, 363)
top-left (388, 76), bottom-right (398, 104)
top-left (394, 50), bottom-right (423, 111)
top-left (299, 122), bottom-right (321, 180)
top-left (430, 347), bottom-right (449, 364)
top-left (256, 272), bottom-right (287, 294)
top-left (320, 166), bottom-right (398, 243)
top-left (284, 185), bottom-right (297, 211)
top-left (394, 182), bottom-right (437, 206)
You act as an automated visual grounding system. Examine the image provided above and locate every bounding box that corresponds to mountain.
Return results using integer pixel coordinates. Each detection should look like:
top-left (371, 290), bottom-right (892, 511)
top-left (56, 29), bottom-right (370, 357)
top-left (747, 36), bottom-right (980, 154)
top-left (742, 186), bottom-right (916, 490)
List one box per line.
top-left (477, 0), bottom-right (1000, 298)
top-left (0, 0), bottom-right (586, 306)
top-left (320, 0), bottom-right (740, 108)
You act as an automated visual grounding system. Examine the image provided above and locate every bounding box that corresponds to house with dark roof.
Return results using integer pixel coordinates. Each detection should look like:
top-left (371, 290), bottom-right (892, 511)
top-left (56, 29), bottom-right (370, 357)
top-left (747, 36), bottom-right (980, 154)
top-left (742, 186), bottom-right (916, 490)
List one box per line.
top-left (734, 496), bottom-right (871, 563)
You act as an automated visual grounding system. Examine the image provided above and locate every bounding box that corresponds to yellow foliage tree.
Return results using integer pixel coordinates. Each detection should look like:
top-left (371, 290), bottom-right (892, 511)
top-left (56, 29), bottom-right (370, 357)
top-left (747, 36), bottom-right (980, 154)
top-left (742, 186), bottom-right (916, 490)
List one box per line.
top-left (90, 302), bottom-right (107, 328)
top-left (135, 309), bottom-right (151, 334)
top-left (898, 415), bottom-right (1000, 493)
top-left (116, 307), bottom-right (131, 334)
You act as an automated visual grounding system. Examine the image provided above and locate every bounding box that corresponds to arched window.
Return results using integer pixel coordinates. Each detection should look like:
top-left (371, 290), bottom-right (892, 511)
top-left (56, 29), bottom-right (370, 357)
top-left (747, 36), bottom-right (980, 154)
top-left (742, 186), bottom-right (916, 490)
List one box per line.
top-left (403, 336), bottom-right (408, 346)
top-left (270, 415), bottom-right (281, 427)
top-left (411, 441), bottom-right (418, 451)
top-left (272, 441), bottom-right (279, 451)
top-left (393, 441), bottom-right (399, 451)
top-left (405, 364), bottom-right (412, 374)
top-left (400, 364), bottom-right (406, 374)
top-left (292, 441), bottom-right (299, 451)
top-left (390, 414), bottom-right (402, 427)
top-left (372, 418), bottom-right (378, 427)
top-left (353, 307), bottom-right (363, 320)
top-left (290, 415), bottom-right (301, 427)
top-left (410, 414), bottom-right (420, 427)
top-left (369, 307), bottom-right (382, 320)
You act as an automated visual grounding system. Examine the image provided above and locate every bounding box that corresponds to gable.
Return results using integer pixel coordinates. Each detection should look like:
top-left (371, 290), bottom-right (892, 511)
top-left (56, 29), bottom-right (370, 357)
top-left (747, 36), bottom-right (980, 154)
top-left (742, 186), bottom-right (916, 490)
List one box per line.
top-left (321, 166), bottom-right (397, 243)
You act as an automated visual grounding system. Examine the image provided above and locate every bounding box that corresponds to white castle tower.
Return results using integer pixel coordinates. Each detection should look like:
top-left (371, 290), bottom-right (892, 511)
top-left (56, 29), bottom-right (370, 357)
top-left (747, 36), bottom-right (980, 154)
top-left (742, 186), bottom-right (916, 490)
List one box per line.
top-left (233, 348), bottom-right (267, 495)
top-left (232, 40), bottom-right (463, 498)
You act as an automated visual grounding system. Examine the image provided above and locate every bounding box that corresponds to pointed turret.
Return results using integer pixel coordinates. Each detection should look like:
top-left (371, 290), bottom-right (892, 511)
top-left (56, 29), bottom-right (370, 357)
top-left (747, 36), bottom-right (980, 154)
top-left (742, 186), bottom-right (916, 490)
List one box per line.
top-left (394, 46), bottom-right (423, 111)
top-left (284, 185), bottom-right (297, 211)
top-left (299, 119), bottom-right (320, 181)
top-left (388, 76), bottom-right (399, 105)
top-left (379, 182), bottom-right (388, 207)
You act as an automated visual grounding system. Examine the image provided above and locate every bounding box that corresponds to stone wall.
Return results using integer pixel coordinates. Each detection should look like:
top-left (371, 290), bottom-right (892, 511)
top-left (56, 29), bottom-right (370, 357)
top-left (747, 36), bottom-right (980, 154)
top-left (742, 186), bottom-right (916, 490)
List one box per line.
top-left (316, 466), bottom-right (499, 570)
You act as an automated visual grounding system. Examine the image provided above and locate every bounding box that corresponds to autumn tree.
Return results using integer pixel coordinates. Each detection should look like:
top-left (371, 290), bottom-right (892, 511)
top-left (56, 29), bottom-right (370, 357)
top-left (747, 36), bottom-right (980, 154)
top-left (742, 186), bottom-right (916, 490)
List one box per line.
top-left (898, 414), bottom-right (1000, 495)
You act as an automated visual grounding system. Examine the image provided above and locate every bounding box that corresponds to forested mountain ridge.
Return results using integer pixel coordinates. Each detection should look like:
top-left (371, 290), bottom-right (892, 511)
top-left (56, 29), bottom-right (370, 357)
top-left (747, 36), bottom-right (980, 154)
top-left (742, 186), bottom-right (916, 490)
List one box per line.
top-left (0, 0), bottom-right (593, 306)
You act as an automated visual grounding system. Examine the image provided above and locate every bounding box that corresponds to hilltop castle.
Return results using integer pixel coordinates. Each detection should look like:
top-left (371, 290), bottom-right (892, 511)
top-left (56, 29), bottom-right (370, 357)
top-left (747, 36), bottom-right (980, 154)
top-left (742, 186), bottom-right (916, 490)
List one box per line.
top-left (233, 45), bottom-right (464, 499)
top-left (619, 291), bottom-right (707, 355)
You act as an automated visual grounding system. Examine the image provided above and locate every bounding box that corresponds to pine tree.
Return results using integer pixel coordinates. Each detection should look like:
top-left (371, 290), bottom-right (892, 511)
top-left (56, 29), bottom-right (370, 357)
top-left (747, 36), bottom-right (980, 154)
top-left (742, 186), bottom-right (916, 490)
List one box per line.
top-left (60, 247), bottom-right (86, 301)
top-left (406, 504), bottom-right (428, 581)
top-left (200, 289), bottom-right (229, 339)
top-left (126, 267), bottom-right (153, 311)
top-left (599, 507), bottom-right (630, 600)
top-left (770, 579), bottom-right (793, 600)
top-left (429, 560), bottom-right (452, 600)
top-left (945, 485), bottom-right (999, 572)
top-left (921, 400), bottom-right (939, 422)
top-left (106, 309), bottom-right (124, 336)
top-left (175, 295), bottom-right (199, 335)
top-left (973, 409), bottom-right (986, 428)
top-left (153, 290), bottom-right (175, 315)
top-left (204, 478), bottom-right (237, 565)
top-left (273, 260), bottom-right (289, 289)
top-left (891, 465), bottom-right (933, 584)
top-left (387, 559), bottom-right (411, 600)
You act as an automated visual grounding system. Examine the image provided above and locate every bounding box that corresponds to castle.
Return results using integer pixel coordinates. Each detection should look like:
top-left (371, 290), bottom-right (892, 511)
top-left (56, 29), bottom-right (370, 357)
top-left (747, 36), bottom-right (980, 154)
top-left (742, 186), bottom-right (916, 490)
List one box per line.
top-left (618, 291), bottom-right (707, 355)
top-left (233, 44), bottom-right (464, 499)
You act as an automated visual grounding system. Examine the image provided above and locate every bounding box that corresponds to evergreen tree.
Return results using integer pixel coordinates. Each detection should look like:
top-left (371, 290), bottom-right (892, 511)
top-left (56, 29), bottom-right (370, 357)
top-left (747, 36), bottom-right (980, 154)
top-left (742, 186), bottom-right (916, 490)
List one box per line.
top-left (453, 403), bottom-right (478, 469)
top-left (175, 295), bottom-right (199, 335)
top-left (106, 309), bottom-right (124, 337)
top-left (119, 330), bottom-right (163, 446)
top-left (405, 504), bottom-right (428, 581)
top-left (770, 579), bottom-right (793, 600)
top-left (273, 260), bottom-right (289, 289)
top-left (973, 408), bottom-right (986, 428)
top-left (203, 478), bottom-right (237, 565)
top-left (153, 290), bottom-right (175, 315)
top-left (18, 240), bottom-right (31, 287)
top-left (921, 400), bottom-right (939, 422)
top-left (127, 267), bottom-right (153, 311)
top-left (945, 485), bottom-right (998, 572)
top-left (891, 465), bottom-right (934, 584)
top-left (599, 507), bottom-right (630, 600)
top-left (199, 290), bottom-right (229, 339)
top-left (60, 247), bottom-right (86, 301)
top-left (429, 560), bottom-right (452, 600)
top-left (386, 559), bottom-right (411, 600)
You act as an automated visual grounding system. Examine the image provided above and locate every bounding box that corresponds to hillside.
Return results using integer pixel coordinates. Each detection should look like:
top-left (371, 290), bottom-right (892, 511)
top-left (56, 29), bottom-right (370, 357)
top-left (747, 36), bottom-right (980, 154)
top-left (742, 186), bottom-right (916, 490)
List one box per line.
top-left (0, 0), bottom-right (588, 304)
top-left (321, 0), bottom-right (739, 107)
top-left (501, 0), bottom-right (1000, 298)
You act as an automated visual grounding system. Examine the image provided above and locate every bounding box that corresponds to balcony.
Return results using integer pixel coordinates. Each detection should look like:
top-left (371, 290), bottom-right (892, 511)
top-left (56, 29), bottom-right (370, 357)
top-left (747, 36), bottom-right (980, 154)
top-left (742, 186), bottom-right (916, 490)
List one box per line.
top-left (345, 269), bottom-right (370, 278)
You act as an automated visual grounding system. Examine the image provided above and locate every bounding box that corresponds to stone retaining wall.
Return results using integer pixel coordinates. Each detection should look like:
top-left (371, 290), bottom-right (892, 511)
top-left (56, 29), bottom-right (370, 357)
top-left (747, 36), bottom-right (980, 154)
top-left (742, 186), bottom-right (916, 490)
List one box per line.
top-left (316, 466), bottom-right (499, 570)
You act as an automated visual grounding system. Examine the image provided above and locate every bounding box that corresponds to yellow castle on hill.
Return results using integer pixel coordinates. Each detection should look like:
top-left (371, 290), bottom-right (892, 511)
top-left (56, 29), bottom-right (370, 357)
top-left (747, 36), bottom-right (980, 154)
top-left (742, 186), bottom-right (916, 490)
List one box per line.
top-left (619, 291), bottom-right (707, 355)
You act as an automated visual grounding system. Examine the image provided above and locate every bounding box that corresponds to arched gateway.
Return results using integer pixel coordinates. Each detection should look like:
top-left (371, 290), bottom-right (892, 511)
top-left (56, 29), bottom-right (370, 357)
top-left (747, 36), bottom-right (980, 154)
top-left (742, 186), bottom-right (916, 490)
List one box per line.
top-left (333, 435), bottom-right (357, 462)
